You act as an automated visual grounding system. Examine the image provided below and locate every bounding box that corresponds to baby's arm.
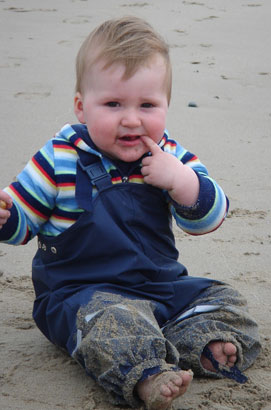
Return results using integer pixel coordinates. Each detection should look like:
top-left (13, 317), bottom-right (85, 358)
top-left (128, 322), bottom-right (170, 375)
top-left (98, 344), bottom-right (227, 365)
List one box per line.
top-left (141, 135), bottom-right (228, 235)
top-left (0, 140), bottom-right (57, 245)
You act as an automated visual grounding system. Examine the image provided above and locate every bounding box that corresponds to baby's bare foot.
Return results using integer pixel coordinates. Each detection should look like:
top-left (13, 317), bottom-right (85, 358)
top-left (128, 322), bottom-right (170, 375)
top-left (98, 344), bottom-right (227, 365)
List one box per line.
top-left (137, 369), bottom-right (193, 410)
top-left (201, 341), bottom-right (237, 372)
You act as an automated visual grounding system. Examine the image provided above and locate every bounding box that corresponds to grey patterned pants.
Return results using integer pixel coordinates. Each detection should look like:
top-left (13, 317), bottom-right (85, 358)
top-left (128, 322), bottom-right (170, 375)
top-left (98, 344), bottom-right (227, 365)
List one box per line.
top-left (72, 283), bottom-right (261, 408)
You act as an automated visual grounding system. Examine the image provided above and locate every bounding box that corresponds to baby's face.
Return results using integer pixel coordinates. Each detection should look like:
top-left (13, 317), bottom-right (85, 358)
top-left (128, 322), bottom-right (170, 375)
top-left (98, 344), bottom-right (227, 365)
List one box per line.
top-left (74, 54), bottom-right (169, 162)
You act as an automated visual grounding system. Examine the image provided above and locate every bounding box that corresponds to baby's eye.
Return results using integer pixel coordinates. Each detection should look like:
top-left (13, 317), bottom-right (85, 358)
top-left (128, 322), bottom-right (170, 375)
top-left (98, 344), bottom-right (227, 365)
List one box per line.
top-left (105, 101), bottom-right (120, 107)
top-left (141, 102), bottom-right (154, 108)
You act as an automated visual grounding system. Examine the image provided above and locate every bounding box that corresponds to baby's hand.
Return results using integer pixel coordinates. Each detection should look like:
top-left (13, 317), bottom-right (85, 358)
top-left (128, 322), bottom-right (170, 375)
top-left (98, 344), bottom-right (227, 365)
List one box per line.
top-left (0, 191), bottom-right (13, 229)
top-left (141, 136), bottom-right (199, 206)
top-left (141, 136), bottom-right (183, 191)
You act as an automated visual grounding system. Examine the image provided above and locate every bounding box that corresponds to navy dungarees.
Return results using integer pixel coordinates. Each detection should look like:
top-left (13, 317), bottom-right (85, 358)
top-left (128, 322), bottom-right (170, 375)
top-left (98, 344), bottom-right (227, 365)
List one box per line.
top-left (31, 125), bottom-right (214, 355)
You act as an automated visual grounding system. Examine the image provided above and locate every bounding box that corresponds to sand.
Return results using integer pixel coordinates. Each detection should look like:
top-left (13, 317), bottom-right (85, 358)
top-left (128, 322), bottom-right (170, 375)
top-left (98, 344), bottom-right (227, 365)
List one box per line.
top-left (0, 0), bottom-right (271, 409)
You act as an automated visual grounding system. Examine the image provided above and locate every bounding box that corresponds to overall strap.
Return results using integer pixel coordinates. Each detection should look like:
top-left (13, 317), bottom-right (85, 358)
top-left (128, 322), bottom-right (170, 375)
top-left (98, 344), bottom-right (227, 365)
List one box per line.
top-left (71, 125), bottom-right (112, 211)
top-left (202, 345), bottom-right (248, 384)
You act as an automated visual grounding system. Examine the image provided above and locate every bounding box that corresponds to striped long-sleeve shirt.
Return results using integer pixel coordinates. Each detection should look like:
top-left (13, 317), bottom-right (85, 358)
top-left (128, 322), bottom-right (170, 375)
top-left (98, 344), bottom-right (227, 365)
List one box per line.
top-left (0, 124), bottom-right (228, 245)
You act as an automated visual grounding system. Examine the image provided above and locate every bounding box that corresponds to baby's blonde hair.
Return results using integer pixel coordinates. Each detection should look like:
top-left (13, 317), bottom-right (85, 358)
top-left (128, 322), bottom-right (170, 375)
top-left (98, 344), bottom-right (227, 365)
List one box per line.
top-left (75, 16), bottom-right (172, 102)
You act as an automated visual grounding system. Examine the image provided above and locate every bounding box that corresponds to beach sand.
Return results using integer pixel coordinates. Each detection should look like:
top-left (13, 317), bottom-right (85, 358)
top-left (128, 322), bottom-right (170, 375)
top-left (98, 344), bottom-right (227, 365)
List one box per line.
top-left (0, 0), bottom-right (271, 409)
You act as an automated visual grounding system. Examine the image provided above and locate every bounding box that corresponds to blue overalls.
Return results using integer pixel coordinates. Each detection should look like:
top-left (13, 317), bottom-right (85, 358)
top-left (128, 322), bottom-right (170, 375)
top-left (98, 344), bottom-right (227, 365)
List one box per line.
top-left (31, 125), bottom-right (260, 407)
top-left (32, 125), bottom-right (214, 345)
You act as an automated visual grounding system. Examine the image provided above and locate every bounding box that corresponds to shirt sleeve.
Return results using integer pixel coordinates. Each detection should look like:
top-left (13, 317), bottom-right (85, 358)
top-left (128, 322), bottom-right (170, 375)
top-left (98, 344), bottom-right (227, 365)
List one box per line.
top-left (0, 140), bottom-right (57, 245)
top-left (164, 138), bottom-right (229, 235)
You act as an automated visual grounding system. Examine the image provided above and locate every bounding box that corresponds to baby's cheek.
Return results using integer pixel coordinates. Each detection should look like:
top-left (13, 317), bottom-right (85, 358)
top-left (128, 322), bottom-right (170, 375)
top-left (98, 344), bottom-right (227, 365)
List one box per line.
top-left (149, 119), bottom-right (166, 142)
top-left (88, 124), bottom-right (109, 147)
top-left (91, 117), bottom-right (114, 140)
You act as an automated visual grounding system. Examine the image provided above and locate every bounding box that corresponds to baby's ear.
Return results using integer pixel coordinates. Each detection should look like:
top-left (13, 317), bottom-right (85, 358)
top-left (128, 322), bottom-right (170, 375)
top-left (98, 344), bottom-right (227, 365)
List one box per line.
top-left (74, 93), bottom-right (85, 123)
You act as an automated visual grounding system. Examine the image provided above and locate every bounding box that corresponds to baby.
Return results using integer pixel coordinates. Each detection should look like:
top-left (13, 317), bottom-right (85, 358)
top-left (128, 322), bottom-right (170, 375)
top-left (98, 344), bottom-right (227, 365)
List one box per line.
top-left (0, 17), bottom-right (260, 409)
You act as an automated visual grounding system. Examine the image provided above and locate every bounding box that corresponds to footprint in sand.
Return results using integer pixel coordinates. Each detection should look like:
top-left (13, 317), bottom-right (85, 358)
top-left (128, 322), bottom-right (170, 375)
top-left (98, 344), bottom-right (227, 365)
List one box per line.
top-left (4, 7), bottom-right (57, 13)
top-left (62, 16), bottom-right (91, 24)
top-left (14, 91), bottom-right (51, 99)
top-left (121, 2), bottom-right (149, 8)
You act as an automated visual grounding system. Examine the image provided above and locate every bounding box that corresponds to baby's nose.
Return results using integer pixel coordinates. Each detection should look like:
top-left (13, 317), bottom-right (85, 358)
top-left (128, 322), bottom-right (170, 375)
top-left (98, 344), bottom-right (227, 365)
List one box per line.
top-left (121, 109), bottom-right (141, 128)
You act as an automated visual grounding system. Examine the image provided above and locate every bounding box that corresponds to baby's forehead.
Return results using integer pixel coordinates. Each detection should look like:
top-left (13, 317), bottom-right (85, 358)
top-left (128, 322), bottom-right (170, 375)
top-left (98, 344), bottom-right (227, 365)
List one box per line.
top-left (82, 52), bottom-right (171, 101)
top-left (90, 52), bottom-right (167, 77)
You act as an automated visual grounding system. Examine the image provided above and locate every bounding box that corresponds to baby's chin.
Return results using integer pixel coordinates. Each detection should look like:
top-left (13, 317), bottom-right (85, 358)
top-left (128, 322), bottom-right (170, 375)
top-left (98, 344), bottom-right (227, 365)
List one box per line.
top-left (106, 147), bottom-right (148, 163)
top-left (119, 150), bottom-right (148, 163)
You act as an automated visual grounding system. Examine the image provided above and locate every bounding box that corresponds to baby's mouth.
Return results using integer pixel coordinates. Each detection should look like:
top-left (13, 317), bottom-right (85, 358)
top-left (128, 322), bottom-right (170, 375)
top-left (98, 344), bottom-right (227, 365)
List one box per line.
top-left (120, 135), bottom-right (140, 141)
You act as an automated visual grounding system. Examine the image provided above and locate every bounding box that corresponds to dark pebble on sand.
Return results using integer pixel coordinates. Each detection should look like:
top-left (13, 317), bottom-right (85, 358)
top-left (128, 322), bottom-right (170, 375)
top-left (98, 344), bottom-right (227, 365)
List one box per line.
top-left (188, 101), bottom-right (198, 107)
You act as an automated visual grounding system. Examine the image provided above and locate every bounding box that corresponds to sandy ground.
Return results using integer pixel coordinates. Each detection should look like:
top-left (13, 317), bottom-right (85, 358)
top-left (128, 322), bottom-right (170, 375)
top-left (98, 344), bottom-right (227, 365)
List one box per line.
top-left (0, 0), bottom-right (271, 409)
